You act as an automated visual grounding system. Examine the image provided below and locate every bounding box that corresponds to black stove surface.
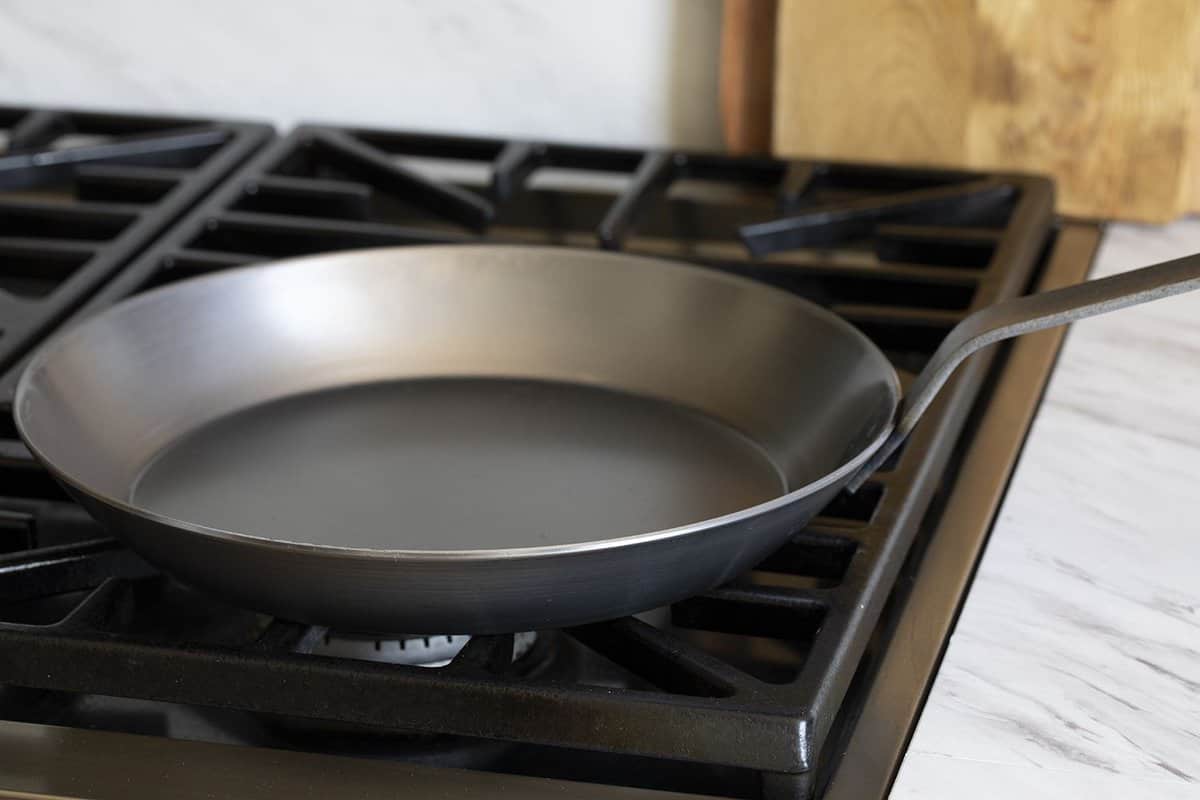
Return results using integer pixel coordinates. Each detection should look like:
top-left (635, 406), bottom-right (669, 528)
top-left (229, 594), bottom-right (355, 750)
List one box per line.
top-left (0, 119), bottom-right (1072, 799)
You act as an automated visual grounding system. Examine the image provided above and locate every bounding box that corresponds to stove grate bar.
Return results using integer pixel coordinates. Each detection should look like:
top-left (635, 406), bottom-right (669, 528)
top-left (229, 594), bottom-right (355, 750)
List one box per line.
top-left (567, 616), bottom-right (760, 698)
top-left (242, 174), bottom-right (373, 220)
top-left (673, 586), bottom-right (828, 641)
top-left (162, 249), bottom-right (262, 274)
top-left (0, 127), bottom-right (233, 189)
top-left (445, 633), bottom-right (517, 676)
top-left (489, 141), bottom-right (546, 202)
top-left (0, 622), bottom-right (814, 771)
top-left (74, 164), bottom-right (187, 203)
top-left (0, 199), bottom-right (142, 238)
top-left (777, 162), bottom-right (822, 211)
top-left (4, 110), bottom-right (72, 153)
top-left (309, 130), bottom-right (494, 232)
top-left (0, 539), bottom-right (150, 604)
top-left (205, 210), bottom-right (476, 254)
top-left (739, 180), bottom-right (1016, 256)
top-left (0, 237), bottom-right (100, 260)
top-left (597, 151), bottom-right (678, 250)
top-left (250, 619), bottom-right (327, 655)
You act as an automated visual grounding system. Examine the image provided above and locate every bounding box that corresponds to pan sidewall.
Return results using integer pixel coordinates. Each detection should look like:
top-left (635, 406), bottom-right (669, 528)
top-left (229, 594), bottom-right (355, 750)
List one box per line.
top-left (73, 486), bottom-right (839, 634)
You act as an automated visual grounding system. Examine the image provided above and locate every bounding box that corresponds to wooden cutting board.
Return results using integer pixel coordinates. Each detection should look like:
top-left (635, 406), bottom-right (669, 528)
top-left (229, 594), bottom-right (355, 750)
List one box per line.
top-left (720, 0), bottom-right (778, 154)
top-left (771, 0), bottom-right (1200, 222)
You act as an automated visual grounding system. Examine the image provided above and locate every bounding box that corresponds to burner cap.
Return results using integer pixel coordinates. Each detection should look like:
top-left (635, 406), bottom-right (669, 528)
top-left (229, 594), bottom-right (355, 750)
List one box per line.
top-left (309, 631), bottom-right (537, 667)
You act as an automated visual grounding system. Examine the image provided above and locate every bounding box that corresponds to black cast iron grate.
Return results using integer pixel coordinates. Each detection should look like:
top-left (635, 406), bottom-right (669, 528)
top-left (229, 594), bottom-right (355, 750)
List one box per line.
top-left (0, 124), bottom-right (1054, 799)
top-left (0, 106), bottom-right (271, 406)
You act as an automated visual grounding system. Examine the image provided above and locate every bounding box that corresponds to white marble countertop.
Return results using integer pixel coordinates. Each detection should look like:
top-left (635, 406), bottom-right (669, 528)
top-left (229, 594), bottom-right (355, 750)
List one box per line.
top-left (892, 220), bottom-right (1200, 798)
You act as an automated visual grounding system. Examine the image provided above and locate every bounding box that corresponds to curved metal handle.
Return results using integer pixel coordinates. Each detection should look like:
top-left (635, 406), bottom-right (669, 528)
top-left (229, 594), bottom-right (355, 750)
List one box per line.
top-left (847, 251), bottom-right (1200, 491)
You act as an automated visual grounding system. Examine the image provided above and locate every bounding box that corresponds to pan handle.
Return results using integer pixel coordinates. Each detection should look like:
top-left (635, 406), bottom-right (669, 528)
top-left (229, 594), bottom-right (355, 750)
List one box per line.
top-left (846, 250), bottom-right (1200, 491)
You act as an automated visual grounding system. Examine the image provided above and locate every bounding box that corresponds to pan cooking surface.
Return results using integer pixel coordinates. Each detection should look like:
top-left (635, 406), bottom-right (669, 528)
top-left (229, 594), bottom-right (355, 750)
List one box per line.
top-left (130, 378), bottom-right (786, 550)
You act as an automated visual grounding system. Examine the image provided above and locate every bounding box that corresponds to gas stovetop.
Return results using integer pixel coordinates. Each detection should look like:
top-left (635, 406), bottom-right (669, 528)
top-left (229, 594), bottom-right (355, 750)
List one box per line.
top-left (0, 108), bottom-right (1101, 799)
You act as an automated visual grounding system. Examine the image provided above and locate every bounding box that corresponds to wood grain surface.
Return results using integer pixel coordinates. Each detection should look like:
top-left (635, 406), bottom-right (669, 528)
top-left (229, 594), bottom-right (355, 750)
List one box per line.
top-left (773, 0), bottom-right (1200, 222)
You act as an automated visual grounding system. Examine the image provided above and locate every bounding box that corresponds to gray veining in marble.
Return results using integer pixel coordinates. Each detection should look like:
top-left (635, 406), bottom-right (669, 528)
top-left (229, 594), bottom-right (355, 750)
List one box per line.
top-left (893, 220), bottom-right (1200, 797)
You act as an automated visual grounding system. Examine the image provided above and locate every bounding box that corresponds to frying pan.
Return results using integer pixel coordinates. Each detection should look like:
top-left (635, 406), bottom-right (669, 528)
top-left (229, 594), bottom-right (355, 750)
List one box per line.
top-left (14, 246), bottom-right (1200, 633)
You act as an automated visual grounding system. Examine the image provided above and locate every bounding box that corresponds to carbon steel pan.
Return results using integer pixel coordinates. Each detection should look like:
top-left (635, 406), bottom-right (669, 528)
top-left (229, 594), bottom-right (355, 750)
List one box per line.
top-left (15, 246), bottom-right (898, 632)
top-left (22, 243), bottom-right (1200, 633)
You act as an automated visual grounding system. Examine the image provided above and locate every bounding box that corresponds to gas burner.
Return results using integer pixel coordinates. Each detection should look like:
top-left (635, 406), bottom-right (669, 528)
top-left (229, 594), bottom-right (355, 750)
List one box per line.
top-left (309, 631), bottom-right (538, 668)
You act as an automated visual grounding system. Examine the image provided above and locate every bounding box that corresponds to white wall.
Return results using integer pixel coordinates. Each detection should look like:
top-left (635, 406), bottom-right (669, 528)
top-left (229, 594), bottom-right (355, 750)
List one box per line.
top-left (0, 0), bottom-right (723, 150)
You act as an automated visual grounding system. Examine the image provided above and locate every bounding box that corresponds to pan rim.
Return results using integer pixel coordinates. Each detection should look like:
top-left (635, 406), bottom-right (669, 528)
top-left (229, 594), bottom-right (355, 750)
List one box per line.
top-left (14, 244), bottom-right (902, 562)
